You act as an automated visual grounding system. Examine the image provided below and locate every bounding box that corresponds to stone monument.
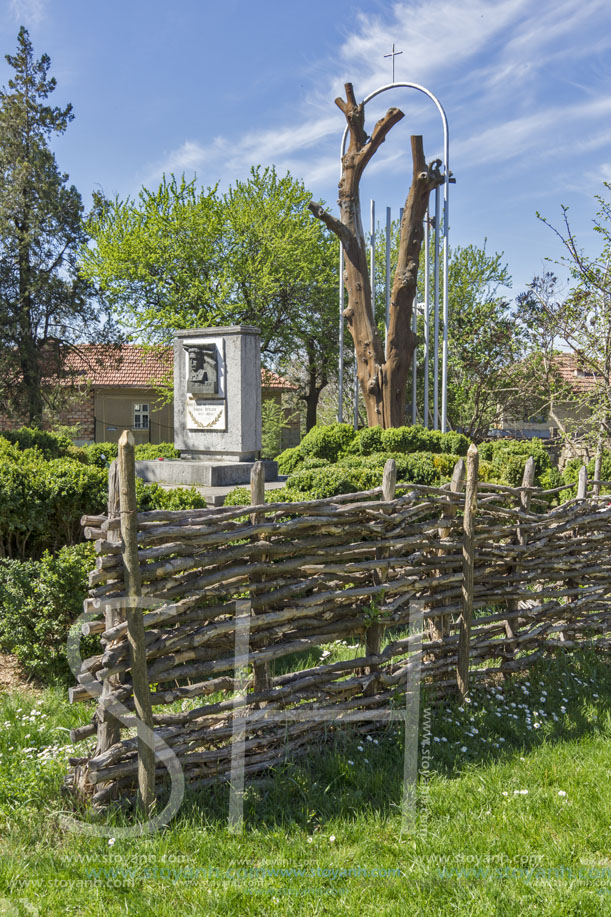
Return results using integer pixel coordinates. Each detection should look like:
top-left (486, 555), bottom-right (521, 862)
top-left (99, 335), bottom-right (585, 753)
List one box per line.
top-left (174, 326), bottom-right (260, 461)
top-left (135, 325), bottom-right (278, 496)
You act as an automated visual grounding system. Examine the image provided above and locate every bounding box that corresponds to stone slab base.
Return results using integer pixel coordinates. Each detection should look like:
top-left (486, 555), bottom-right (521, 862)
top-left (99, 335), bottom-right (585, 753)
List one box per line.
top-left (135, 458), bottom-right (279, 488)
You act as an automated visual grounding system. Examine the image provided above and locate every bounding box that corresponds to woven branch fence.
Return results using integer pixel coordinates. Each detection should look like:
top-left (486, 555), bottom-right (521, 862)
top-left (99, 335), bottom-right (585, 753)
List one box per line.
top-left (65, 437), bottom-right (611, 810)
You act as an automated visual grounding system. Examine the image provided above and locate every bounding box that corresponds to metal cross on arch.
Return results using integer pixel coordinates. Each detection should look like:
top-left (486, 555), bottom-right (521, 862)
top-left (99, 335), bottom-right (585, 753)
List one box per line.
top-left (337, 81), bottom-right (451, 433)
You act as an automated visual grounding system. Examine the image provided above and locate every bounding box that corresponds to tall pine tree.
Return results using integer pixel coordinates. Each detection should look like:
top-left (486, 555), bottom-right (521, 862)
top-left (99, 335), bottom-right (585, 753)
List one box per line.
top-left (0, 27), bottom-right (93, 424)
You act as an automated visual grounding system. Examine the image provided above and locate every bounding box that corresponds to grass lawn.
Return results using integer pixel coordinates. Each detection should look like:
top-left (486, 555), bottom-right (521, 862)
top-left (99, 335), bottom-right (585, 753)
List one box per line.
top-left (0, 647), bottom-right (609, 916)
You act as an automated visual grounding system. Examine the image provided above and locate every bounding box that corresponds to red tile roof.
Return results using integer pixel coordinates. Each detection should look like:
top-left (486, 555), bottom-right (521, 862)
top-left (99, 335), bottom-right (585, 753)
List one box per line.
top-left (55, 344), bottom-right (296, 390)
top-left (552, 353), bottom-right (604, 393)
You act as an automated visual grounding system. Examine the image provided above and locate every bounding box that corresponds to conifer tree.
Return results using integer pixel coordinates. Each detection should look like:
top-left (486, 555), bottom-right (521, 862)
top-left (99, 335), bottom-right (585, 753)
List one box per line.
top-left (0, 27), bottom-right (92, 424)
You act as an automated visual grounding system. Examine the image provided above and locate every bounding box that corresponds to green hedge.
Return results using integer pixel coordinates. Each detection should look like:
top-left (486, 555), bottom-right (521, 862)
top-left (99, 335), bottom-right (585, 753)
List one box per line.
top-left (478, 438), bottom-right (551, 478)
top-left (277, 424), bottom-right (470, 473)
top-left (0, 431), bottom-right (180, 469)
top-left (136, 480), bottom-right (208, 511)
top-left (0, 442), bottom-right (107, 558)
top-left (562, 453), bottom-right (611, 499)
top-left (85, 441), bottom-right (179, 468)
top-left (283, 451), bottom-right (461, 499)
top-left (0, 427), bottom-right (73, 459)
top-left (0, 542), bottom-right (96, 684)
top-left (223, 485), bottom-right (296, 507)
top-left (0, 434), bottom-right (201, 558)
top-left (299, 423), bottom-right (356, 462)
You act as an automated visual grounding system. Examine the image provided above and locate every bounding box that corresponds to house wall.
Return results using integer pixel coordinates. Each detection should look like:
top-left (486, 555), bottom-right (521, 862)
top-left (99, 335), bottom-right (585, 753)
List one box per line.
top-left (0, 387), bottom-right (95, 441)
top-left (1, 383), bottom-right (299, 450)
top-left (94, 388), bottom-right (174, 444)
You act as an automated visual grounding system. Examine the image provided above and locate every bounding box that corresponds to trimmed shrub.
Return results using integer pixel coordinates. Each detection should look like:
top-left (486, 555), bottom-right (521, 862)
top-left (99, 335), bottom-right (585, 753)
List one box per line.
top-left (440, 431), bottom-right (470, 456)
top-left (346, 426), bottom-right (384, 456)
top-left (394, 452), bottom-right (438, 486)
top-left (0, 450), bottom-right (106, 558)
top-left (284, 450), bottom-right (457, 498)
top-left (134, 442), bottom-right (180, 461)
top-left (86, 441), bottom-right (179, 467)
top-left (380, 426), bottom-right (437, 454)
top-left (479, 438), bottom-right (551, 478)
top-left (477, 459), bottom-right (496, 483)
top-left (223, 485), bottom-right (296, 506)
top-left (285, 465), bottom-right (357, 498)
top-left (563, 452), bottom-right (611, 498)
top-left (379, 426), bottom-right (469, 457)
top-left (299, 423), bottom-right (356, 462)
top-left (432, 452), bottom-right (462, 479)
top-left (0, 542), bottom-right (95, 684)
top-left (135, 480), bottom-right (208, 511)
top-left (538, 468), bottom-right (564, 505)
top-left (276, 446), bottom-right (307, 475)
top-left (0, 427), bottom-right (72, 459)
top-left (85, 442), bottom-right (118, 467)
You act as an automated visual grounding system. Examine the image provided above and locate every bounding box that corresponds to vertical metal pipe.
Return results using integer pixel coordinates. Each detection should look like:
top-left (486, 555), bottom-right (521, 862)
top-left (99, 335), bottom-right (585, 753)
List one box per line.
top-left (353, 360), bottom-right (359, 429)
top-left (338, 244), bottom-right (344, 423)
top-left (412, 302), bottom-right (417, 423)
top-left (385, 206), bottom-right (391, 356)
top-left (370, 198), bottom-right (376, 314)
top-left (423, 208), bottom-right (430, 429)
top-left (441, 174), bottom-right (449, 433)
top-left (433, 185), bottom-right (440, 431)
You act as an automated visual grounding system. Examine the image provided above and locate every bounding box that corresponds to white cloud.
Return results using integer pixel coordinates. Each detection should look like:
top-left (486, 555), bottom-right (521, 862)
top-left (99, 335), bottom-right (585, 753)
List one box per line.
top-left (9, 0), bottom-right (47, 24)
top-left (156, 140), bottom-right (207, 176)
top-left (142, 0), bottom-right (611, 214)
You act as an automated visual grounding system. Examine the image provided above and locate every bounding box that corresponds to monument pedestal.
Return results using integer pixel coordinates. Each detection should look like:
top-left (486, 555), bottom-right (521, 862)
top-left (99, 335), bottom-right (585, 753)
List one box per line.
top-left (135, 458), bottom-right (278, 488)
top-left (134, 325), bottom-right (280, 503)
top-left (173, 326), bottom-right (262, 461)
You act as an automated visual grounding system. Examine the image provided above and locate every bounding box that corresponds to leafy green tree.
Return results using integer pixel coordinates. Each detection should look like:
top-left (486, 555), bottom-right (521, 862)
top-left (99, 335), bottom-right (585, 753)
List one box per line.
top-left (443, 243), bottom-right (523, 439)
top-left (82, 165), bottom-right (339, 429)
top-left (374, 227), bottom-right (523, 438)
top-left (516, 191), bottom-right (611, 459)
top-left (0, 27), bottom-right (93, 424)
top-left (222, 167), bottom-right (339, 429)
top-left (81, 176), bottom-right (229, 342)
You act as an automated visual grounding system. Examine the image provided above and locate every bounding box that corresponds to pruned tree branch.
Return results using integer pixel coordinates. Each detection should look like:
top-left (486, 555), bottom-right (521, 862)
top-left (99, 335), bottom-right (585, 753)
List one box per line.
top-left (307, 200), bottom-right (354, 252)
top-left (355, 107), bottom-right (404, 179)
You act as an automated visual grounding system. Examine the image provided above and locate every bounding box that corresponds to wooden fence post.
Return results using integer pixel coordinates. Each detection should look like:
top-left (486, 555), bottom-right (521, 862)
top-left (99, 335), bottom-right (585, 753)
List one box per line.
top-left (365, 459), bottom-right (396, 695)
top-left (250, 461), bottom-right (271, 699)
top-left (562, 462), bottom-right (588, 644)
top-left (118, 430), bottom-right (156, 813)
top-left (93, 460), bottom-right (123, 760)
top-left (457, 444), bottom-right (479, 698)
top-left (430, 457), bottom-right (465, 641)
top-left (502, 456), bottom-right (535, 670)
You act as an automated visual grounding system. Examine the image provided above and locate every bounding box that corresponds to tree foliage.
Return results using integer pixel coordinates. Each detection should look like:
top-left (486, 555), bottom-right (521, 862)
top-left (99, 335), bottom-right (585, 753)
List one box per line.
top-left (81, 165), bottom-right (339, 428)
top-left (374, 226), bottom-right (523, 438)
top-left (517, 192), bottom-right (611, 455)
top-left (0, 27), bottom-right (95, 424)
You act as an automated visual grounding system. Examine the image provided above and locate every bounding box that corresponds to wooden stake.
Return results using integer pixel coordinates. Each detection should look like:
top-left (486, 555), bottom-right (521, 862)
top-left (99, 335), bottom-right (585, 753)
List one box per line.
top-left (457, 444), bottom-right (478, 698)
top-left (503, 456), bottom-right (535, 671)
top-left (365, 460), bottom-right (396, 694)
top-left (250, 461), bottom-right (271, 698)
top-left (431, 457), bottom-right (465, 640)
top-left (118, 430), bottom-right (156, 813)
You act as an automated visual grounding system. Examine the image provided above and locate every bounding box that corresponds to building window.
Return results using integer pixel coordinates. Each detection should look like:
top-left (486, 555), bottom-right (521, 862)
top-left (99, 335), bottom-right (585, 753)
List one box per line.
top-left (133, 403), bottom-right (150, 429)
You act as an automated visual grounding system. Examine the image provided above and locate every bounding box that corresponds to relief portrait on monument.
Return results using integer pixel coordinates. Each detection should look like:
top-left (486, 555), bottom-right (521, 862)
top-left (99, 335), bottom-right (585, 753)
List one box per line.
top-left (186, 344), bottom-right (219, 395)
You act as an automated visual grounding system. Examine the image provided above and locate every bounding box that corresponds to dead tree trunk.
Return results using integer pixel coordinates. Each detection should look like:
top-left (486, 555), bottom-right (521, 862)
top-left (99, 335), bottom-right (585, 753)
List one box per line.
top-left (309, 82), bottom-right (444, 428)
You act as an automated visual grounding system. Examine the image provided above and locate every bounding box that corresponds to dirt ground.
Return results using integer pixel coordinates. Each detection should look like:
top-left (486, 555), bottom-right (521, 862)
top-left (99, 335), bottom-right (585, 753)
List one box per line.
top-left (0, 654), bottom-right (38, 692)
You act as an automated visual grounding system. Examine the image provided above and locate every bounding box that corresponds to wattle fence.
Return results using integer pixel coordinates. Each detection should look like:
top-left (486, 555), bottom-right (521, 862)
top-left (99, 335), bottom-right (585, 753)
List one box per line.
top-left (65, 437), bottom-right (611, 810)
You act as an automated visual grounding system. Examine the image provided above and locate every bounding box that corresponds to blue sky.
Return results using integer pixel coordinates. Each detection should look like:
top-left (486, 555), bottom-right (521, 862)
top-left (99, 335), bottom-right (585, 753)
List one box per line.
top-left (2, 0), bottom-right (611, 297)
